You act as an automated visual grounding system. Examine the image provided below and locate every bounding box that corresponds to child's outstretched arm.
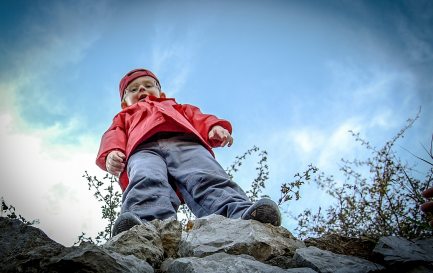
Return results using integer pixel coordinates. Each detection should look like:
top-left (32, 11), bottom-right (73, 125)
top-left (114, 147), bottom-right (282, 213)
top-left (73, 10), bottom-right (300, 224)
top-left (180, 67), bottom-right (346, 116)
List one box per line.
top-left (106, 150), bottom-right (126, 177)
top-left (96, 114), bottom-right (127, 174)
top-left (208, 125), bottom-right (233, 147)
top-left (179, 104), bottom-right (233, 148)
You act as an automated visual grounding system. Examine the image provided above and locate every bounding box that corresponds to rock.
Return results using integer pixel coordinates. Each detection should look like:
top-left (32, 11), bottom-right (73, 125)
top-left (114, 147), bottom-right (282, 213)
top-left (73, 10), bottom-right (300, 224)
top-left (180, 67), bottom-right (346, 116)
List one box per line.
top-left (286, 269), bottom-right (319, 273)
top-left (0, 217), bottom-right (64, 272)
top-left (0, 217), bottom-right (153, 273)
top-left (164, 252), bottom-right (317, 273)
top-left (160, 257), bottom-right (175, 272)
top-left (405, 265), bottom-right (433, 273)
top-left (179, 214), bottom-right (305, 264)
top-left (415, 238), bottom-right (433, 258)
top-left (151, 217), bottom-right (182, 258)
top-left (373, 236), bottom-right (433, 268)
top-left (103, 222), bottom-right (164, 267)
top-left (6, 214), bottom-right (433, 273)
top-left (42, 242), bottom-right (154, 273)
top-left (294, 246), bottom-right (384, 273)
top-left (267, 254), bottom-right (298, 269)
top-left (304, 234), bottom-right (377, 260)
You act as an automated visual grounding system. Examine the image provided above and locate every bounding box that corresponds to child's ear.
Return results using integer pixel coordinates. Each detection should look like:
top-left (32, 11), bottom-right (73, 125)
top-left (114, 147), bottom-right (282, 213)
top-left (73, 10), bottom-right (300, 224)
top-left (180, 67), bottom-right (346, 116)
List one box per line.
top-left (160, 91), bottom-right (166, 98)
top-left (121, 101), bottom-right (128, 109)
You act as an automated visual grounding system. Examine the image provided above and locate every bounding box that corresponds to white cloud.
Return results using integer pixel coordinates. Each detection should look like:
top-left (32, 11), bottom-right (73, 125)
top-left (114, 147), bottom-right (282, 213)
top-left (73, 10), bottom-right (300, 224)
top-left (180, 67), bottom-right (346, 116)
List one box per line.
top-left (368, 108), bottom-right (398, 130)
top-left (292, 130), bottom-right (319, 155)
top-left (327, 61), bottom-right (387, 97)
top-left (0, 112), bottom-right (109, 246)
top-left (318, 121), bottom-right (362, 168)
top-left (150, 25), bottom-right (203, 97)
top-left (268, 119), bottom-right (363, 173)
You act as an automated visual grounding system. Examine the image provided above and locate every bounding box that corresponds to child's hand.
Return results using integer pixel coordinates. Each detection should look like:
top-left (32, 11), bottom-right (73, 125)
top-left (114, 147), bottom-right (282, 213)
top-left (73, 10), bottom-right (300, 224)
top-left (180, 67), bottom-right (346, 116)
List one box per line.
top-left (421, 187), bottom-right (433, 227)
top-left (106, 150), bottom-right (126, 177)
top-left (208, 125), bottom-right (233, 147)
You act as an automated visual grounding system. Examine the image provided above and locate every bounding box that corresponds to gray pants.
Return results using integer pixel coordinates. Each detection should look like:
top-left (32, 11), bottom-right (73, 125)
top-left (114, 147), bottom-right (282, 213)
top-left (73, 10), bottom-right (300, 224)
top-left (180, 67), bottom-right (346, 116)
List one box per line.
top-left (122, 135), bottom-right (252, 221)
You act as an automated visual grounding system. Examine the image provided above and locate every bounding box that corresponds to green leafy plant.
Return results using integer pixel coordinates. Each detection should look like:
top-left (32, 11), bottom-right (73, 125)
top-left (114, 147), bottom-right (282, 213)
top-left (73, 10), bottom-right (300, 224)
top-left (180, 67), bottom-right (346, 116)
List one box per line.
top-left (294, 112), bottom-right (433, 240)
top-left (226, 146), bottom-right (270, 202)
top-left (278, 164), bottom-right (318, 205)
top-left (75, 171), bottom-right (121, 245)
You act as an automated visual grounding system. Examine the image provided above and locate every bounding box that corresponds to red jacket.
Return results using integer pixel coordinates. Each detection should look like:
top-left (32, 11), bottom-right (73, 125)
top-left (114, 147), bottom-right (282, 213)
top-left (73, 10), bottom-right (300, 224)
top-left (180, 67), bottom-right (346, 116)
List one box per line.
top-left (96, 96), bottom-right (232, 191)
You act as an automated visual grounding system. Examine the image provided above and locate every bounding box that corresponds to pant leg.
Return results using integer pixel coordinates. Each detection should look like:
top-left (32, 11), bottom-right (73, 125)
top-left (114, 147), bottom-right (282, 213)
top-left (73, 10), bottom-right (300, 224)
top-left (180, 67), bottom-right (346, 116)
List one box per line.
top-left (123, 143), bottom-right (181, 221)
top-left (160, 136), bottom-right (252, 219)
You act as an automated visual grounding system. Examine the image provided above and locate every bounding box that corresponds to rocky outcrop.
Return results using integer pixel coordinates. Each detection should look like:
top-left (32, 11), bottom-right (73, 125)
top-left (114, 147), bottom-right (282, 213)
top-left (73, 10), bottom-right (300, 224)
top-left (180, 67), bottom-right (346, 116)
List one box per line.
top-left (103, 217), bottom-right (182, 268)
top-left (165, 253), bottom-right (316, 273)
top-left (103, 223), bottom-right (164, 268)
top-left (294, 246), bottom-right (384, 273)
top-left (178, 214), bottom-right (305, 263)
top-left (0, 217), bottom-right (153, 273)
top-left (1, 215), bottom-right (432, 273)
top-left (304, 234), bottom-right (376, 260)
top-left (41, 242), bottom-right (153, 273)
top-left (373, 236), bottom-right (433, 272)
top-left (0, 216), bottom-right (64, 272)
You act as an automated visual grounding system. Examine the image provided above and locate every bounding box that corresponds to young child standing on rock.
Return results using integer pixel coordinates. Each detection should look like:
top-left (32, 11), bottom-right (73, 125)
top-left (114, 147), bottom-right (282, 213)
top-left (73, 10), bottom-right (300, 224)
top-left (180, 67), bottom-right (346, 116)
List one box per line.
top-left (96, 68), bottom-right (281, 236)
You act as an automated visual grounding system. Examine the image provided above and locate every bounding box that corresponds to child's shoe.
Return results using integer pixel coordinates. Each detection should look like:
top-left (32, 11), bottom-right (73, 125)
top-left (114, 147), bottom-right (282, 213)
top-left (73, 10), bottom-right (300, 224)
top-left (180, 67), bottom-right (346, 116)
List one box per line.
top-left (112, 212), bottom-right (143, 236)
top-left (242, 198), bottom-right (281, 226)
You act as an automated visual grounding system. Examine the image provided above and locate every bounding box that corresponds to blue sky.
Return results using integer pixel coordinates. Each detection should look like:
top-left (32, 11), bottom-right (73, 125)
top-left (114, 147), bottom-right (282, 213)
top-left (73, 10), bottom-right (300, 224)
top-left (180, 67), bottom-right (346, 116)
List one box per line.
top-left (1, 0), bottom-right (432, 246)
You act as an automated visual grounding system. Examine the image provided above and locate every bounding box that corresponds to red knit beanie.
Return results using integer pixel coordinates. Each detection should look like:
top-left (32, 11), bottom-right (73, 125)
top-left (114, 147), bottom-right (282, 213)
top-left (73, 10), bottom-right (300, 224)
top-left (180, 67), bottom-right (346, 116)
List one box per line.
top-left (118, 68), bottom-right (161, 100)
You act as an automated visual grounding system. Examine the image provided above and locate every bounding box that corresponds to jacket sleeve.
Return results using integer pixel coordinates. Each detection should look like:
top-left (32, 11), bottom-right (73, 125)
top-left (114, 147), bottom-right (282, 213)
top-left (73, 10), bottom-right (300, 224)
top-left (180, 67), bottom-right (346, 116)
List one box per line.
top-left (181, 104), bottom-right (232, 146)
top-left (96, 114), bottom-right (127, 171)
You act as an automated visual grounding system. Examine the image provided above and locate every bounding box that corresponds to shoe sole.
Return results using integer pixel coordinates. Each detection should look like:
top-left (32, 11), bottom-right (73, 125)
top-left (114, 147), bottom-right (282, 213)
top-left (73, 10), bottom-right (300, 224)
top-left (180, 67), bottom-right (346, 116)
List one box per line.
top-left (112, 213), bottom-right (142, 236)
top-left (244, 199), bottom-right (281, 226)
top-left (249, 204), bottom-right (281, 226)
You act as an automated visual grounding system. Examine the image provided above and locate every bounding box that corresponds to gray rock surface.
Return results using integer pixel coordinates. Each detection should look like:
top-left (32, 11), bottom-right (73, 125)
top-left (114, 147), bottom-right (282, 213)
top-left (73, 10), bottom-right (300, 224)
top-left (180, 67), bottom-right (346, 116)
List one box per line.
top-left (0, 217), bottom-right (64, 272)
top-left (0, 217), bottom-right (153, 273)
top-left (3, 215), bottom-right (433, 273)
top-left (179, 214), bottom-right (305, 263)
top-left (415, 238), bottom-right (433, 257)
top-left (405, 265), bottom-right (433, 273)
top-left (294, 246), bottom-right (384, 273)
top-left (286, 269), bottom-right (319, 273)
top-left (42, 242), bottom-right (154, 273)
top-left (304, 234), bottom-right (376, 260)
top-left (103, 222), bottom-right (164, 267)
top-left (373, 236), bottom-right (433, 267)
top-left (165, 252), bottom-right (317, 273)
top-left (152, 217), bottom-right (182, 258)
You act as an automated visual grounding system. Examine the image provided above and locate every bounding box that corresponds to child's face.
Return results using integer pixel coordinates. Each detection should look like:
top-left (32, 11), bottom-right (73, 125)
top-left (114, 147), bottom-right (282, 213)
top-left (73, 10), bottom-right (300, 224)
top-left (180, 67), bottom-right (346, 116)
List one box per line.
top-left (121, 76), bottom-right (165, 108)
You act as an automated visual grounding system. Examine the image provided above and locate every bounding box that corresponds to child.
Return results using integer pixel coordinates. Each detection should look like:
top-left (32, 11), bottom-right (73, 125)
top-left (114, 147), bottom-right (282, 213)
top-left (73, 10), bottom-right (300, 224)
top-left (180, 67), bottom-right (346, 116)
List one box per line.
top-left (96, 68), bottom-right (281, 236)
